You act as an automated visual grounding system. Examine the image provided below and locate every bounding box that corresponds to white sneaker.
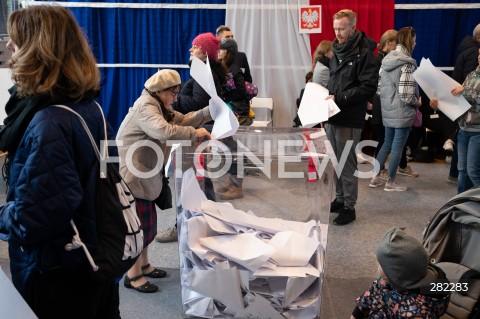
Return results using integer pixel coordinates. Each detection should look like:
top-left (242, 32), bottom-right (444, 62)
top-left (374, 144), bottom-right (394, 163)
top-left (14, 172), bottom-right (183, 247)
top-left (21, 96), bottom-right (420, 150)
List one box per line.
top-left (379, 169), bottom-right (388, 181)
top-left (369, 175), bottom-right (383, 188)
top-left (443, 139), bottom-right (454, 151)
top-left (384, 181), bottom-right (407, 192)
top-left (398, 165), bottom-right (419, 177)
top-left (155, 226), bottom-right (178, 243)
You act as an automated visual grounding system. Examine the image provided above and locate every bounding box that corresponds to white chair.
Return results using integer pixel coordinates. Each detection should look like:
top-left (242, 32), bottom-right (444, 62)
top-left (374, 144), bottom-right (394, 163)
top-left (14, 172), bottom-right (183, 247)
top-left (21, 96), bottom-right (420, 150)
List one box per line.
top-left (250, 97), bottom-right (273, 127)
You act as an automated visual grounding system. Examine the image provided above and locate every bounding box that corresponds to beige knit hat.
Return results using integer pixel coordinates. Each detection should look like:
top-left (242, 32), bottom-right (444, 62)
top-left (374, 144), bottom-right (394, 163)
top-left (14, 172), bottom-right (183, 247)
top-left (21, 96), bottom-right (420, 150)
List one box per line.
top-left (144, 69), bottom-right (181, 92)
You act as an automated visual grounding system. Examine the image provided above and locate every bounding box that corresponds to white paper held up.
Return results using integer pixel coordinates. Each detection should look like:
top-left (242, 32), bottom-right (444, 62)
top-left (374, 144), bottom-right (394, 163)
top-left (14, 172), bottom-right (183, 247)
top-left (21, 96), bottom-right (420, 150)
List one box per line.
top-left (209, 95), bottom-right (239, 139)
top-left (297, 82), bottom-right (340, 128)
top-left (412, 58), bottom-right (470, 121)
top-left (190, 56), bottom-right (239, 139)
top-left (190, 56), bottom-right (217, 97)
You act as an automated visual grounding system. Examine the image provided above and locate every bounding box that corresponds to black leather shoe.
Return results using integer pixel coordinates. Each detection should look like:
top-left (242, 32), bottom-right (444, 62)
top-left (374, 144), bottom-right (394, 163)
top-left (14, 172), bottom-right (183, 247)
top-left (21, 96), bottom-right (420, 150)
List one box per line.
top-left (141, 263), bottom-right (167, 278)
top-left (124, 274), bottom-right (159, 293)
top-left (333, 207), bottom-right (356, 225)
top-left (330, 199), bottom-right (344, 213)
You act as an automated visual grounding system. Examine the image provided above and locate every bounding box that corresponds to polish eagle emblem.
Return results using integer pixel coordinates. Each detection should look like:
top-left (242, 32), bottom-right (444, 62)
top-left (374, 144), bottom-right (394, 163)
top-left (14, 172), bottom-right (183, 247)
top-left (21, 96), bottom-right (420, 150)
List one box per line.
top-left (301, 8), bottom-right (319, 29)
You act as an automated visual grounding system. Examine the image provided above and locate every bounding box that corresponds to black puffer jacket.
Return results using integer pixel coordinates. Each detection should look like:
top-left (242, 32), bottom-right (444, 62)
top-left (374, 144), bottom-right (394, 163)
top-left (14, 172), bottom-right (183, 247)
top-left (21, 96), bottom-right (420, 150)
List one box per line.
top-left (452, 36), bottom-right (480, 83)
top-left (327, 32), bottom-right (379, 128)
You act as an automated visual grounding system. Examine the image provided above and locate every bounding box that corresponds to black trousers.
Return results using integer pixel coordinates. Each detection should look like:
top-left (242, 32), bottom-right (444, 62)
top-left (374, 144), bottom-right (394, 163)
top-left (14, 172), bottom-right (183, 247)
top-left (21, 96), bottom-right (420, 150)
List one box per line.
top-left (27, 267), bottom-right (120, 319)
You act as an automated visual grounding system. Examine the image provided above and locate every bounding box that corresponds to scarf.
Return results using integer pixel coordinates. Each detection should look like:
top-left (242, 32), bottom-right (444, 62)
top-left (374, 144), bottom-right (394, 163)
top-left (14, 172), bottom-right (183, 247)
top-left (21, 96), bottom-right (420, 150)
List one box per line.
top-left (332, 30), bottom-right (363, 61)
top-left (0, 87), bottom-right (97, 160)
top-left (0, 86), bottom-right (56, 159)
top-left (317, 55), bottom-right (330, 68)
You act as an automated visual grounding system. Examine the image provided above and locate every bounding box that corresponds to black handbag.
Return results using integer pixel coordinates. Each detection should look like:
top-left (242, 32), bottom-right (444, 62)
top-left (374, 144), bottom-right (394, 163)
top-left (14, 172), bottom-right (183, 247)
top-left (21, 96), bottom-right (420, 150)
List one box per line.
top-left (154, 167), bottom-right (172, 210)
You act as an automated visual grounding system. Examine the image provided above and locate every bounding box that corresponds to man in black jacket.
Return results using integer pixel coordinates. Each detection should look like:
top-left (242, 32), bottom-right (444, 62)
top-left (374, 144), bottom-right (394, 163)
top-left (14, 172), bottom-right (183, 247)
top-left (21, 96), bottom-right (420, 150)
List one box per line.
top-left (216, 25), bottom-right (253, 83)
top-left (326, 9), bottom-right (378, 226)
top-left (452, 23), bottom-right (480, 84)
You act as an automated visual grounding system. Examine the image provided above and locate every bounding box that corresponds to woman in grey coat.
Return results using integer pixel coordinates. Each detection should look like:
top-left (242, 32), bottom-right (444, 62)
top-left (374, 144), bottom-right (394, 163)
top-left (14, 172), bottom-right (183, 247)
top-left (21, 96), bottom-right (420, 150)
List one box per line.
top-left (116, 69), bottom-right (211, 292)
top-left (369, 27), bottom-right (421, 192)
top-left (312, 40), bottom-right (333, 87)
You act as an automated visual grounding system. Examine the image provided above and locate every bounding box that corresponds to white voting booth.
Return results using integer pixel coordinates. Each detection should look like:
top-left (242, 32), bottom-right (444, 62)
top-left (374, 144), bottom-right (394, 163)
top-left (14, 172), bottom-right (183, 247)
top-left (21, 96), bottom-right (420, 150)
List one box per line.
top-left (172, 126), bottom-right (333, 319)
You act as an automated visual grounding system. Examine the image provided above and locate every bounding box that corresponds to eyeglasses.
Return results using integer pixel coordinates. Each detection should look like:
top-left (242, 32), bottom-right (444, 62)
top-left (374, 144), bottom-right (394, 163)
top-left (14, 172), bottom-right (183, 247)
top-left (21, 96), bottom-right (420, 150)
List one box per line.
top-left (168, 89), bottom-right (180, 98)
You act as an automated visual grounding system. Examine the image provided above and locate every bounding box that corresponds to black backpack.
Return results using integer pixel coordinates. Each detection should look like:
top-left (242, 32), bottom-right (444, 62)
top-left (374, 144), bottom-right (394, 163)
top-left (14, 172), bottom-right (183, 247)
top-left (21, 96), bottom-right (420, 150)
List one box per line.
top-left (56, 103), bottom-right (143, 282)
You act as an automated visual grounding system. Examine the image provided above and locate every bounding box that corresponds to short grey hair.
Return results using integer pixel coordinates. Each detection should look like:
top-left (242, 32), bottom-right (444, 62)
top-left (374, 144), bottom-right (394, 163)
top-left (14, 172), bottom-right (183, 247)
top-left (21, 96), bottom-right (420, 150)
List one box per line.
top-left (473, 23), bottom-right (480, 38)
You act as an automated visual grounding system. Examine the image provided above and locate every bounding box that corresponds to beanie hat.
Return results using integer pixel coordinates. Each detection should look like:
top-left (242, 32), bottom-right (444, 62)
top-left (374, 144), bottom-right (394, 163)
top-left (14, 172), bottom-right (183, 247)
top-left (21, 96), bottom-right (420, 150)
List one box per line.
top-left (376, 227), bottom-right (439, 291)
top-left (192, 32), bottom-right (220, 61)
top-left (220, 38), bottom-right (238, 55)
top-left (144, 69), bottom-right (181, 92)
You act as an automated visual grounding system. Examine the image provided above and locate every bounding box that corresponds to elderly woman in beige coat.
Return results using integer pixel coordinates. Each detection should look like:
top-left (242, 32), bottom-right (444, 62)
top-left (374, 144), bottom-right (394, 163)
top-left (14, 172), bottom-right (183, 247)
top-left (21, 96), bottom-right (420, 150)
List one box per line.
top-left (116, 69), bottom-right (211, 293)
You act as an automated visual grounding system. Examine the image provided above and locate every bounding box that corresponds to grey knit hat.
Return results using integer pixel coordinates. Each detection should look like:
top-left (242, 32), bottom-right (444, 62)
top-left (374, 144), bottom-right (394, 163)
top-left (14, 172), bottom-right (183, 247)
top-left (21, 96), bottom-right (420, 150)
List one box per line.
top-left (376, 227), bottom-right (439, 291)
top-left (220, 38), bottom-right (238, 55)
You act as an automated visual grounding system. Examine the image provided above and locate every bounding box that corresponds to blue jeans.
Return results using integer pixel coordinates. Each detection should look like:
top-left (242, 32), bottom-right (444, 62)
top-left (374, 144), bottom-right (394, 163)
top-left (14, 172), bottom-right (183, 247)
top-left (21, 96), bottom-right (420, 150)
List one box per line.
top-left (456, 129), bottom-right (480, 193)
top-left (375, 127), bottom-right (410, 181)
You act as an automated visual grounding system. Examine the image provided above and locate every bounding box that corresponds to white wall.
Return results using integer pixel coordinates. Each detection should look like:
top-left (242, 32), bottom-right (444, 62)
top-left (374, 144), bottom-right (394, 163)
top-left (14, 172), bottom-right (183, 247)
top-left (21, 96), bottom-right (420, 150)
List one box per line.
top-left (0, 69), bottom-right (13, 124)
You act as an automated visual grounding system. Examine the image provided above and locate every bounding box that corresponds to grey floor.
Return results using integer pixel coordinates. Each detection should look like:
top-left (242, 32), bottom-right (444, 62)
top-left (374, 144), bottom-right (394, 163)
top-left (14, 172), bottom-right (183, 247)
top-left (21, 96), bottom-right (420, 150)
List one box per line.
top-left (0, 161), bottom-right (457, 318)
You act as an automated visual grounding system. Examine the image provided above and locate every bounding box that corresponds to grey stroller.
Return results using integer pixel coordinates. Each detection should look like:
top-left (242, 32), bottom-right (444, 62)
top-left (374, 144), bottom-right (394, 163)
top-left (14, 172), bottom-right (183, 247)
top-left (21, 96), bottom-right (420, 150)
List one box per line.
top-left (423, 187), bottom-right (480, 319)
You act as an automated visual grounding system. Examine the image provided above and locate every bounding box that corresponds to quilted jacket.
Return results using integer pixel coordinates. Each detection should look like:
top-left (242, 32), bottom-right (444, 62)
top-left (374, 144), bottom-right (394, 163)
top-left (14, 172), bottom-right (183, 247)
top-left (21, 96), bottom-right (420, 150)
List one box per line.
top-left (0, 99), bottom-right (114, 295)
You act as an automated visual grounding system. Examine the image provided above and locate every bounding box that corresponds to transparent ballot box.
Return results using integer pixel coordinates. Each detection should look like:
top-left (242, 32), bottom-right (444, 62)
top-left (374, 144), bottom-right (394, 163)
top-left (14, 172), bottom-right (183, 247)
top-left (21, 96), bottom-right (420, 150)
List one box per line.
top-left (172, 127), bottom-right (333, 319)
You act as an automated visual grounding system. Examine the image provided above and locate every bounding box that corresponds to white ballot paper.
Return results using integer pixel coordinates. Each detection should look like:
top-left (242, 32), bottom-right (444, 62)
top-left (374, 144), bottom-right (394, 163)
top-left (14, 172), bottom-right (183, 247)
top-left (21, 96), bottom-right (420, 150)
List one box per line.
top-left (178, 168), bottom-right (324, 319)
top-left (186, 268), bottom-right (244, 315)
top-left (199, 232), bottom-right (276, 272)
top-left (268, 231), bottom-right (319, 267)
top-left (190, 56), bottom-right (239, 139)
top-left (234, 293), bottom-right (285, 319)
top-left (412, 58), bottom-right (471, 121)
top-left (297, 82), bottom-right (340, 128)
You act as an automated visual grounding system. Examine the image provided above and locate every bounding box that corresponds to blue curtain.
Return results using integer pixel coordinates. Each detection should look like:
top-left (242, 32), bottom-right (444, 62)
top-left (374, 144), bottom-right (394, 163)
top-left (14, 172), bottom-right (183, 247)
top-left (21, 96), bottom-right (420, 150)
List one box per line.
top-left (395, 0), bottom-right (480, 73)
top-left (51, 0), bottom-right (479, 129)
top-left (66, 1), bottom-right (226, 131)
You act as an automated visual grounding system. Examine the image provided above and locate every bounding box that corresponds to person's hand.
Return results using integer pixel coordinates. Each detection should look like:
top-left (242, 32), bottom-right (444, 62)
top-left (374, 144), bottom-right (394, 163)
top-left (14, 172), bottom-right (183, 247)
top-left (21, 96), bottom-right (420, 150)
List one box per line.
top-left (451, 85), bottom-right (464, 96)
top-left (325, 95), bottom-right (335, 100)
top-left (417, 96), bottom-right (422, 107)
top-left (367, 102), bottom-right (373, 111)
top-left (195, 128), bottom-right (211, 140)
top-left (429, 98), bottom-right (438, 110)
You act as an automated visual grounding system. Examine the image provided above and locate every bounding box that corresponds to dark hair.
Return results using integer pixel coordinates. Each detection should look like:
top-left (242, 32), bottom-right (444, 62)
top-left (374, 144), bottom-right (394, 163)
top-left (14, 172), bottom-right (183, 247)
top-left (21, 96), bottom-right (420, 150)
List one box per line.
top-left (216, 25), bottom-right (231, 37)
top-left (220, 50), bottom-right (235, 68)
top-left (305, 71), bottom-right (313, 83)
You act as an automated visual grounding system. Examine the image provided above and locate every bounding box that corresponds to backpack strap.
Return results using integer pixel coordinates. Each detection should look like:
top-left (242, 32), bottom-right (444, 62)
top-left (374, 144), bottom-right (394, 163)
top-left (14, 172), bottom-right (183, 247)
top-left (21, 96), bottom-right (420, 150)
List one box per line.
top-left (53, 102), bottom-right (108, 165)
top-left (53, 102), bottom-right (108, 272)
